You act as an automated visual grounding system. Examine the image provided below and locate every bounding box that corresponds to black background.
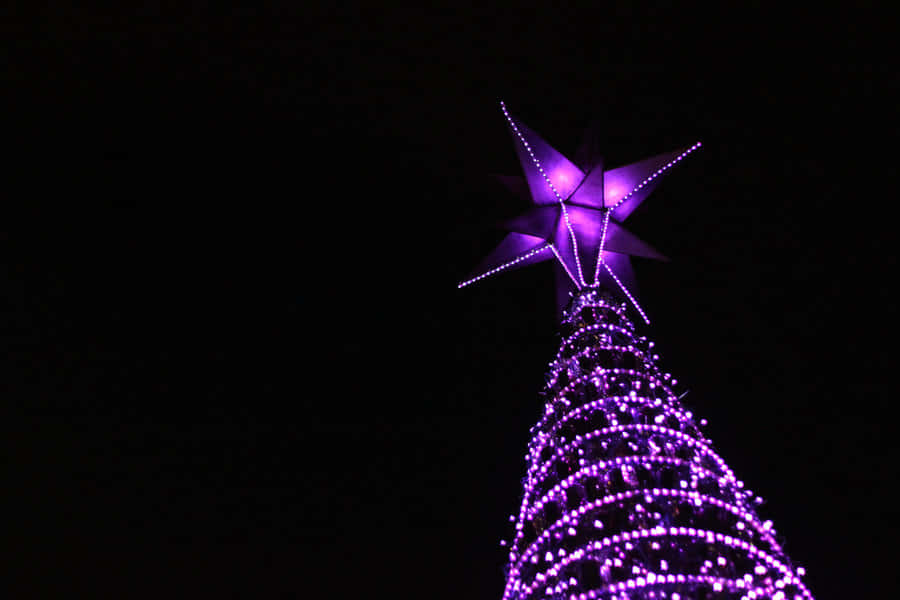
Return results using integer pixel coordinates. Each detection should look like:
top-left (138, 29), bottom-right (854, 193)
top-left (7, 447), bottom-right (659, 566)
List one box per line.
top-left (5, 4), bottom-right (894, 598)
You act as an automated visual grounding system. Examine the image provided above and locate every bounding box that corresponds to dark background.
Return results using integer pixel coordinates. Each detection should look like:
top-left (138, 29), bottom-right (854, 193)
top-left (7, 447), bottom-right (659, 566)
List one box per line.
top-left (5, 4), bottom-right (894, 598)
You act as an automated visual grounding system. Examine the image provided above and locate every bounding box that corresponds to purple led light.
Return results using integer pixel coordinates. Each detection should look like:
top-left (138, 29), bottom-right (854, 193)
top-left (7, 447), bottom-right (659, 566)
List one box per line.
top-left (530, 394), bottom-right (704, 458)
top-left (458, 243), bottom-right (552, 289)
top-left (457, 105), bottom-right (811, 600)
top-left (524, 455), bottom-right (725, 518)
top-left (607, 143), bottom-right (702, 214)
top-left (461, 103), bottom-right (701, 318)
top-left (592, 210), bottom-right (612, 285)
top-left (494, 290), bottom-right (813, 600)
top-left (514, 526), bottom-right (808, 600)
top-left (529, 424), bottom-right (738, 489)
top-left (501, 102), bottom-right (587, 286)
top-left (605, 262), bottom-right (650, 324)
top-left (549, 243), bottom-right (583, 289)
top-left (513, 487), bottom-right (784, 574)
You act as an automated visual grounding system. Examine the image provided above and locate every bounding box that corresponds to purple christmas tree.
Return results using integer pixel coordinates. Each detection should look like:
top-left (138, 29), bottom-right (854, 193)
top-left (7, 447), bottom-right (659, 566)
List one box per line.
top-left (460, 104), bottom-right (815, 600)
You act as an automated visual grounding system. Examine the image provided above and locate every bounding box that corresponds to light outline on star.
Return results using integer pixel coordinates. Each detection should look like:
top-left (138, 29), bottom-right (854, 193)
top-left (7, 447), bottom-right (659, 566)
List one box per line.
top-left (459, 102), bottom-right (701, 324)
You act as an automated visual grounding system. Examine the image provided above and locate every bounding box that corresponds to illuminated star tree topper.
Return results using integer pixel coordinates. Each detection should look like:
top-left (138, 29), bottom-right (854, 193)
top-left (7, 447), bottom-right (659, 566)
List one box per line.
top-left (458, 102), bottom-right (701, 323)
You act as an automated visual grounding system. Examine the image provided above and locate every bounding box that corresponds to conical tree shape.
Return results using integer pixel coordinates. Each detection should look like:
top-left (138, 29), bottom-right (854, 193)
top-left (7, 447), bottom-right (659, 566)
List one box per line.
top-left (500, 288), bottom-right (814, 600)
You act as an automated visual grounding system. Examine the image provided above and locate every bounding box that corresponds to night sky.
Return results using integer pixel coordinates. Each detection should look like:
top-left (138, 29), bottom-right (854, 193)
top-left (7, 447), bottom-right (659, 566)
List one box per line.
top-left (7, 5), bottom-right (894, 598)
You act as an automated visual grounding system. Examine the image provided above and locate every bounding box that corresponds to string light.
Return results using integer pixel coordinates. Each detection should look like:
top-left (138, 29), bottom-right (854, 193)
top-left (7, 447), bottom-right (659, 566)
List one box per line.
top-left (608, 143), bottom-right (702, 213)
top-left (499, 289), bottom-right (814, 600)
top-left (458, 243), bottom-right (551, 289)
top-left (514, 525), bottom-right (810, 600)
top-left (515, 487), bottom-right (784, 575)
top-left (549, 243), bottom-right (583, 290)
top-left (501, 101), bottom-right (587, 286)
top-left (529, 423), bottom-right (737, 490)
top-left (605, 262), bottom-right (651, 324)
top-left (592, 210), bottom-right (612, 285)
